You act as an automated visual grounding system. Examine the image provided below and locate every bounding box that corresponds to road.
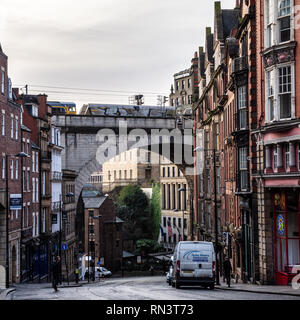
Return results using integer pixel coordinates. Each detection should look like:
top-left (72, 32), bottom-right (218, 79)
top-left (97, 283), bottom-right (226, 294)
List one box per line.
top-left (8, 276), bottom-right (300, 300)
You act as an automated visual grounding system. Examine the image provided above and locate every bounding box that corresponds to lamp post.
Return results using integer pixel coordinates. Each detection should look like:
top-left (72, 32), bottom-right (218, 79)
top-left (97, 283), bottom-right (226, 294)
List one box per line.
top-left (194, 147), bottom-right (220, 285)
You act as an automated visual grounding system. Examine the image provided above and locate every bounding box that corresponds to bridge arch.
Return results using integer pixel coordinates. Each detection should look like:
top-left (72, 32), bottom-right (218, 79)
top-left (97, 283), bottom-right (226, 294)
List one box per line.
top-left (53, 115), bottom-right (195, 204)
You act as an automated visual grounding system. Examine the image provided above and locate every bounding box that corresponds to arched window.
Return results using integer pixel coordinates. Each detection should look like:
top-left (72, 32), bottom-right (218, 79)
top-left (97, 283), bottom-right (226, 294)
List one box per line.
top-left (278, 0), bottom-right (290, 17)
top-left (278, 0), bottom-right (291, 42)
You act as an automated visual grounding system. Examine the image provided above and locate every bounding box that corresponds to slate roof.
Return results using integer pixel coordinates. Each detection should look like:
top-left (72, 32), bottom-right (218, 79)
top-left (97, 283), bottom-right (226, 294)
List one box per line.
top-left (83, 196), bottom-right (107, 209)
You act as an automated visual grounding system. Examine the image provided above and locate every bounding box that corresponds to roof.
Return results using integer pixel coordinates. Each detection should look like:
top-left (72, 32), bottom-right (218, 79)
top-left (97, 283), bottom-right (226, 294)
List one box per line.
top-left (23, 95), bottom-right (39, 104)
top-left (116, 217), bottom-right (124, 223)
top-left (31, 141), bottom-right (40, 150)
top-left (123, 251), bottom-right (135, 258)
top-left (173, 69), bottom-right (191, 78)
top-left (21, 124), bottom-right (31, 133)
top-left (83, 196), bottom-right (107, 209)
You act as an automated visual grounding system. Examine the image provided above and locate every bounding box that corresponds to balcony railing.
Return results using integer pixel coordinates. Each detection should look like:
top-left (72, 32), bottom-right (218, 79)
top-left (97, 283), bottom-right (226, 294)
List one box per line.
top-left (232, 56), bottom-right (248, 74)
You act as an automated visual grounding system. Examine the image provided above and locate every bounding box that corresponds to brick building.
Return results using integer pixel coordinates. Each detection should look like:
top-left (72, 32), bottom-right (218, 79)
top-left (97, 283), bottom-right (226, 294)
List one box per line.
top-left (255, 0), bottom-right (300, 285)
top-left (61, 169), bottom-right (77, 281)
top-left (193, 1), bottom-right (261, 283)
top-left (0, 43), bottom-right (22, 287)
top-left (16, 93), bottom-right (53, 281)
top-left (77, 184), bottom-right (123, 274)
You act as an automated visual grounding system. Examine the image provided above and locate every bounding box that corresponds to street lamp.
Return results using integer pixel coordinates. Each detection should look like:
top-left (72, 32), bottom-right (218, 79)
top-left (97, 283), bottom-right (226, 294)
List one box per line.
top-left (5, 151), bottom-right (28, 288)
top-left (194, 146), bottom-right (220, 285)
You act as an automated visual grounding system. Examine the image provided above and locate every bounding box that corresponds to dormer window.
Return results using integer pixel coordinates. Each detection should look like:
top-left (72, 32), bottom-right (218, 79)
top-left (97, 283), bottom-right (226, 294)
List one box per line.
top-left (278, 0), bottom-right (291, 43)
top-left (26, 104), bottom-right (38, 117)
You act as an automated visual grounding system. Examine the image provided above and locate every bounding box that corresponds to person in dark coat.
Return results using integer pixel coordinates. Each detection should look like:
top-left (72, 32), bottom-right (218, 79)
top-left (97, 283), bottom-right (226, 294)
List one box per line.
top-left (52, 256), bottom-right (61, 292)
top-left (149, 266), bottom-right (154, 276)
top-left (223, 257), bottom-right (232, 288)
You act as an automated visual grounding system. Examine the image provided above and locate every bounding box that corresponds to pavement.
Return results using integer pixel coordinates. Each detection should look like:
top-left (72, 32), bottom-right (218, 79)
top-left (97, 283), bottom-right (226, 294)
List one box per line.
top-left (1, 277), bottom-right (300, 300)
top-left (216, 281), bottom-right (300, 297)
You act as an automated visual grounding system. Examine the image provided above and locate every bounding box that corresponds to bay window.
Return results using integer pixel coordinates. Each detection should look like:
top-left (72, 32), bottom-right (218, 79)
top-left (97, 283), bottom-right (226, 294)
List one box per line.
top-left (274, 146), bottom-right (278, 169)
top-left (239, 147), bottom-right (249, 191)
top-left (278, 0), bottom-right (291, 43)
top-left (279, 66), bottom-right (291, 119)
top-left (285, 144), bottom-right (290, 168)
top-left (267, 71), bottom-right (275, 121)
top-left (238, 85), bottom-right (247, 130)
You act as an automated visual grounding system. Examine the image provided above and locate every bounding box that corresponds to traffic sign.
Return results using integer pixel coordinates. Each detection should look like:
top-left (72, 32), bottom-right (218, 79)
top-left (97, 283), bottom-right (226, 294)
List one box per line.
top-left (62, 243), bottom-right (68, 251)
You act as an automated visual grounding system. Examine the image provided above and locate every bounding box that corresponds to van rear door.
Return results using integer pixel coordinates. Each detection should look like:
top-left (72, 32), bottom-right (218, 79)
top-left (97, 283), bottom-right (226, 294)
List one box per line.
top-left (180, 244), bottom-right (213, 279)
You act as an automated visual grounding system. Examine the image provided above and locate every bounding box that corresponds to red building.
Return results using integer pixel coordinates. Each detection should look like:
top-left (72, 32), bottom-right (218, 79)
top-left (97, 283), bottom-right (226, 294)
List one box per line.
top-left (16, 92), bottom-right (52, 281)
top-left (255, 0), bottom-right (300, 285)
top-left (0, 43), bottom-right (22, 286)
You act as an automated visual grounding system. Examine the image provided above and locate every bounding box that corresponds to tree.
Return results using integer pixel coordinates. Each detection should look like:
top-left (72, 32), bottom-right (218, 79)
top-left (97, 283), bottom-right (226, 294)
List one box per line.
top-left (116, 185), bottom-right (152, 242)
top-left (151, 183), bottom-right (161, 241)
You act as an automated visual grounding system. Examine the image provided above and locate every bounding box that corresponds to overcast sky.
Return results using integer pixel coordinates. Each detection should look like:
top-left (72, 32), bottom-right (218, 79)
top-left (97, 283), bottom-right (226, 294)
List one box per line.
top-left (0, 0), bottom-right (236, 109)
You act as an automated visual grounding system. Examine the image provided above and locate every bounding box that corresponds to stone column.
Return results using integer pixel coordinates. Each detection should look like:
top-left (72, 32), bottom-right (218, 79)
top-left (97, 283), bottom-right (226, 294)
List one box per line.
top-left (161, 183), bottom-right (165, 210)
top-left (170, 184), bottom-right (174, 210)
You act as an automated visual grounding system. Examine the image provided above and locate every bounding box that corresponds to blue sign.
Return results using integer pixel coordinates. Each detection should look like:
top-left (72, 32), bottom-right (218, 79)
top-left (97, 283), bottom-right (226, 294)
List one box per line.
top-left (62, 243), bottom-right (68, 251)
top-left (10, 194), bottom-right (22, 210)
top-left (277, 215), bottom-right (285, 236)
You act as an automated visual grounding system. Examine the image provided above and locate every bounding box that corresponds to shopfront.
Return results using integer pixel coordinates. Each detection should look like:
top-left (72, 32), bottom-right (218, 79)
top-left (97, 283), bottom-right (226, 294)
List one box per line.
top-left (273, 191), bottom-right (300, 285)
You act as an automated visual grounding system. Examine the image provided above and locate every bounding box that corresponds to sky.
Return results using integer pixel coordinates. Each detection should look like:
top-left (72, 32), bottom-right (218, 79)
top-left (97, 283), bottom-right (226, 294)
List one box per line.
top-left (0, 0), bottom-right (236, 111)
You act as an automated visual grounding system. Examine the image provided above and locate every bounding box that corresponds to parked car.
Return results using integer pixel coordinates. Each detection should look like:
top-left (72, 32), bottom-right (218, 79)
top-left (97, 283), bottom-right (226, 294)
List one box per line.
top-left (171, 241), bottom-right (216, 290)
top-left (166, 256), bottom-right (174, 286)
top-left (96, 267), bottom-right (112, 278)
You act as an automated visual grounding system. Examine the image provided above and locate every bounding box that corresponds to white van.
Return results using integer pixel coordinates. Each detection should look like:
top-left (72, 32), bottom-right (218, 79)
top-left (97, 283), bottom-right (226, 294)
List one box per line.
top-left (171, 241), bottom-right (216, 289)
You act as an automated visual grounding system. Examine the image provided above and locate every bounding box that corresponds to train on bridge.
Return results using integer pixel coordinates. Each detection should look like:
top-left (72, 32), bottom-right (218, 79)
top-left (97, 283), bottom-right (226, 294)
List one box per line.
top-left (48, 101), bottom-right (184, 118)
top-left (80, 103), bottom-right (178, 118)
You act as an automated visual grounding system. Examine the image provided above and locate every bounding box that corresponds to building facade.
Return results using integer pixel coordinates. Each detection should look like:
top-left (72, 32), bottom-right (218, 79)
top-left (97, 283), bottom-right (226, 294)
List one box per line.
top-left (159, 157), bottom-right (190, 251)
top-left (102, 149), bottom-right (160, 193)
top-left (82, 194), bottom-right (123, 273)
top-left (61, 169), bottom-right (77, 281)
top-left (193, 1), bottom-right (261, 283)
top-left (0, 43), bottom-right (22, 287)
top-left (255, 0), bottom-right (300, 285)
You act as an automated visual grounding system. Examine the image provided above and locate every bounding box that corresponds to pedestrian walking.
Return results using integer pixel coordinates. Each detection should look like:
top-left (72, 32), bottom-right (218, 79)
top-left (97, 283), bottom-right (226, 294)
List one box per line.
top-left (75, 266), bottom-right (79, 284)
top-left (149, 266), bottom-right (154, 276)
top-left (223, 257), bottom-right (232, 288)
top-left (52, 256), bottom-right (61, 292)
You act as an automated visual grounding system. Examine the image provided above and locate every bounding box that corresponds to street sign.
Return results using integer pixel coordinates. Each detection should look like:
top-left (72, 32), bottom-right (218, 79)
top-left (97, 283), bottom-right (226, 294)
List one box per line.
top-left (100, 257), bottom-right (105, 266)
top-left (10, 194), bottom-right (22, 210)
top-left (137, 256), bottom-right (142, 264)
top-left (62, 243), bottom-right (68, 251)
